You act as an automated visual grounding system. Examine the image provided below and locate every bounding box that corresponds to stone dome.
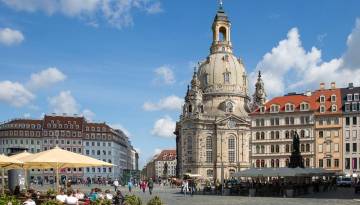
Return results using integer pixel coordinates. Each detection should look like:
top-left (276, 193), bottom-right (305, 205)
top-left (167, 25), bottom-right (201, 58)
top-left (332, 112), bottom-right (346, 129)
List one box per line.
top-left (198, 52), bottom-right (249, 98)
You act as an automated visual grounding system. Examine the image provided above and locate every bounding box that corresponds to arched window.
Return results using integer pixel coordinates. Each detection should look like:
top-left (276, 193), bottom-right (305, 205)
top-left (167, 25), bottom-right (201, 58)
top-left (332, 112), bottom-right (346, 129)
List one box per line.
top-left (276, 159), bottom-right (280, 168)
top-left (275, 145), bottom-right (280, 153)
top-left (306, 144), bottom-right (310, 152)
top-left (301, 144), bottom-right (305, 152)
top-left (305, 158), bottom-right (310, 167)
top-left (261, 132), bottom-right (265, 140)
top-left (261, 160), bottom-right (265, 168)
top-left (224, 72), bottom-right (231, 83)
top-left (219, 26), bottom-right (227, 42)
top-left (188, 105), bottom-right (192, 113)
top-left (290, 130), bottom-right (295, 138)
top-left (206, 136), bottom-right (212, 163)
top-left (261, 145), bottom-right (265, 154)
top-left (256, 160), bottom-right (260, 168)
top-left (228, 138), bottom-right (235, 163)
top-left (300, 130), bottom-right (305, 138)
top-left (256, 132), bottom-right (260, 140)
top-left (271, 159), bottom-right (275, 168)
top-left (286, 144), bottom-right (290, 153)
top-left (271, 145), bottom-right (274, 153)
top-left (270, 131), bottom-right (275, 140)
top-left (276, 131), bottom-right (280, 139)
top-left (285, 159), bottom-right (290, 167)
top-left (285, 131), bottom-right (290, 139)
top-left (256, 145), bottom-right (260, 154)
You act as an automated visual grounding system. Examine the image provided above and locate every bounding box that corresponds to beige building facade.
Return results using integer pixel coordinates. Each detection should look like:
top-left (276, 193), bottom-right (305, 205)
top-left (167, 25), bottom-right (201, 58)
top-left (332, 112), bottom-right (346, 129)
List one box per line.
top-left (175, 6), bottom-right (251, 181)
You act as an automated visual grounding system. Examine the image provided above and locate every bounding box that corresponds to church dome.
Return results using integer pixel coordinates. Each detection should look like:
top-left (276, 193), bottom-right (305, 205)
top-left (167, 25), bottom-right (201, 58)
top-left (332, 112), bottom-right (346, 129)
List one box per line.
top-left (198, 53), bottom-right (248, 97)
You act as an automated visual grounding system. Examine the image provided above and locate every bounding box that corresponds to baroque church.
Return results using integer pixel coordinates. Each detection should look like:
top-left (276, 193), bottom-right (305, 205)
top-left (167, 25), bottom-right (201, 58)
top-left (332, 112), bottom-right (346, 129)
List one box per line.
top-left (175, 4), bottom-right (266, 181)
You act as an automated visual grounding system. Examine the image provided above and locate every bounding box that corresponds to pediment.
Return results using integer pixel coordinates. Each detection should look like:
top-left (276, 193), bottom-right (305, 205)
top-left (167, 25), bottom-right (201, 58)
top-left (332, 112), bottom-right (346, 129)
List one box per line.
top-left (215, 114), bottom-right (249, 128)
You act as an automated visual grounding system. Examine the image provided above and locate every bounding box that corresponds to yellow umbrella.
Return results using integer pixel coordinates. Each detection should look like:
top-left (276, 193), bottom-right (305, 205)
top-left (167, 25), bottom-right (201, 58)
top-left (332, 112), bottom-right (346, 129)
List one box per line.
top-left (0, 154), bottom-right (23, 195)
top-left (20, 146), bottom-right (114, 192)
top-left (9, 151), bottom-right (33, 189)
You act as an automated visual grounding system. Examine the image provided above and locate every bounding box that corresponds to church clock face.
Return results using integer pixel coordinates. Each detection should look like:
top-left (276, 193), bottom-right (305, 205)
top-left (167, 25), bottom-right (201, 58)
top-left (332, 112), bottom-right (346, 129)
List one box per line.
top-left (228, 119), bottom-right (236, 128)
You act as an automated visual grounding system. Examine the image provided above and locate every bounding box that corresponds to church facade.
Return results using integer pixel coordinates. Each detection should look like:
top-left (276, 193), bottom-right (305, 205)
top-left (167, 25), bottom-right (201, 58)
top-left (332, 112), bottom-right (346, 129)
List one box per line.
top-left (175, 6), bottom-right (254, 181)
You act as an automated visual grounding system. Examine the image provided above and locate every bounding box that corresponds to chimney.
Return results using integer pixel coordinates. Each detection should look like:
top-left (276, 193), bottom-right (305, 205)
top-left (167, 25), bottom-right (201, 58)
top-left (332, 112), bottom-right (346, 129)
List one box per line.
top-left (330, 82), bottom-right (336, 89)
top-left (349, 82), bottom-right (354, 88)
top-left (320, 82), bottom-right (325, 90)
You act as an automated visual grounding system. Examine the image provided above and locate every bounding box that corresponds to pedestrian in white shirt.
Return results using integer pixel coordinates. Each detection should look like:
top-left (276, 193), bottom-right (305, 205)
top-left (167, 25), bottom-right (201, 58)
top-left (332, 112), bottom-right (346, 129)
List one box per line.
top-left (64, 190), bottom-right (78, 205)
top-left (113, 179), bottom-right (119, 191)
top-left (56, 190), bottom-right (67, 203)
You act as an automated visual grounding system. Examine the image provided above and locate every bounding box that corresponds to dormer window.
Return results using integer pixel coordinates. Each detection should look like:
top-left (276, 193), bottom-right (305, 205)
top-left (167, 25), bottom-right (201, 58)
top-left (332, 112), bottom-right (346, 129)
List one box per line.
top-left (320, 105), bottom-right (326, 113)
top-left (300, 102), bottom-right (309, 111)
top-left (331, 95), bottom-right (336, 102)
top-left (347, 94), bottom-right (353, 101)
top-left (270, 105), bottom-right (279, 113)
top-left (223, 72), bottom-right (231, 83)
top-left (331, 104), bottom-right (337, 112)
top-left (259, 106), bottom-right (265, 113)
top-left (320, 95), bottom-right (326, 103)
top-left (355, 94), bottom-right (359, 101)
top-left (285, 103), bottom-right (294, 112)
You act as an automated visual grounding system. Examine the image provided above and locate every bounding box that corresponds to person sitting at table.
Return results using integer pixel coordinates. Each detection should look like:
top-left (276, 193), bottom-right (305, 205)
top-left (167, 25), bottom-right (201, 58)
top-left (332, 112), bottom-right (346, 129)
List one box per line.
top-left (23, 193), bottom-right (36, 205)
top-left (64, 190), bottom-right (79, 205)
top-left (88, 189), bottom-right (98, 202)
top-left (75, 189), bottom-right (85, 200)
top-left (113, 190), bottom-right (124, 205)
top-left (104, 190), bottom-right (113, 200)
top-left (56, 189), bottom-right (67, 203)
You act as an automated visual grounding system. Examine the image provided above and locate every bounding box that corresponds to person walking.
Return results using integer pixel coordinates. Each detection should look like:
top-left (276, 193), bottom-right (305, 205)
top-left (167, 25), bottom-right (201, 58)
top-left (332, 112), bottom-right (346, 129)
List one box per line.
top-left (113, 179), bottom-right (119, 192)
top-left (141, 181), bottom-right (147, 193)
top-left (148, 178), bottom-right (154, 195)
top-left (128, 180), bottom-right (133, 193)
top-left (183, 180), bottom-right (189, 197)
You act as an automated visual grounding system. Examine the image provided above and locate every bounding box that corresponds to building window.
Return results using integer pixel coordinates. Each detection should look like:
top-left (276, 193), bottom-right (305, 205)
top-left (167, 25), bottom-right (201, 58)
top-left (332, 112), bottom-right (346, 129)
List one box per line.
top-left (334, 143), bottom-right (339, 152)
top-left (345, 158), bottom-right (350, 169)
top-left (228, 138), bottom-right (235, 163)
top-left (226, 102), bottom-right (234, 113)
top-left (206, 137), bottom-right (212, 163)
top-left (300, 103), bottom-right (309, 111)
top-left (331, 95), bottom-right (336, 102)
top-left (347, 94), bottom-right (353, 101)
top-left (285, 144), bottom-right (290, 153)
top-left (345, 103), bottom-right (351, 112)
top-left (285, 104), bottom-right (294, 112)
top-left (353, 158), bottom-right (358, 170)
top-left (223, 72), bottom-right (231, 83)
top-left (355, 94), bottom-right (359, 101)
top-left (354, 117), bottom-right (358, 125)
top-left (327, 159), bottom-right (331, 168)
top-left (320, 105), bottom-right (326, 113)
top-left (270, 105), bottom-right (279, 113)
top-left (260, 132), bottom-right (265, 140)
top-left (346, 117), bottom-right (351, 126)
top-left (346, 143), bottom-right (350, 152)
top-left (319, 159), bottom-right (323, 168)
top-left (204, 74), bottom-right (208, 86)
top-left (206, 169), bottom-right (213, 177)
top-left (320, 95), bottom-right (326, 103)
top-left (352, 103), bottom-right (358, 111)
top-left (334, 159), bottom-right (339, 168)
top-left (319, 131), bottom-right (323, 138)
top-left (353, 143), bottom-right (357, 152)
top-left (331, 105), bottom-right (337, 112)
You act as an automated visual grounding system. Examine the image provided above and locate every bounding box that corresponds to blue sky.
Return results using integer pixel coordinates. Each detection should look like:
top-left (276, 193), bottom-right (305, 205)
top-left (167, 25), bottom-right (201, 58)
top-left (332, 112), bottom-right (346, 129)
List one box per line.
top-left (0, 0), bottom-right (359, 167)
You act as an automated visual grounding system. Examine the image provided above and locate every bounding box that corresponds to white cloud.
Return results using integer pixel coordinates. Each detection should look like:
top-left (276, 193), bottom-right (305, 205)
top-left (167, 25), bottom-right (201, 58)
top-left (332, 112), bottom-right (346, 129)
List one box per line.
top-left (82, 109), bottom-right (96, 121)
top-left (151, 115), bottom-right (176, 138)
top-left (109, 123), bottom-right (132, 137)
top-left (1, 0), bottom-right (162, 29)
top-left (28, 67), bottom-right (66, 90)
top-left (251, 18), bottom-right (360, 97)
top-left (48, 90), bottom-right (79, 114)
top-left (143, 95), bottom-right (183, 111)
top-left (154, 65), bottom-right (175, 85)
top-left (0, 28), bottom-right (24, 46)
top-left (0, 81), bottom-right (34, 107)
